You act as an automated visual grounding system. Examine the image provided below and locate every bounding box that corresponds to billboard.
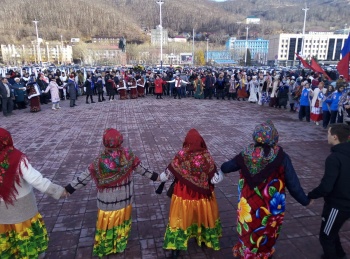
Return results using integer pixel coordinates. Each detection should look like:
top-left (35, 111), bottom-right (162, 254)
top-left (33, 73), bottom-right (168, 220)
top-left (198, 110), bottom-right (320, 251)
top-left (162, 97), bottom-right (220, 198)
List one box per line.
top-left (180, 53), bottom-right (193, 64)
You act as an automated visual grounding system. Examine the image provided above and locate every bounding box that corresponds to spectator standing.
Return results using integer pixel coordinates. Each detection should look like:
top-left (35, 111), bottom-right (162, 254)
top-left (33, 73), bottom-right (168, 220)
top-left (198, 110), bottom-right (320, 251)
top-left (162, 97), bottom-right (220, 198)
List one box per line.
top-left (308, 124), bottom-right (350, 259)
top-left (0, 77), bottom-right (14, 117)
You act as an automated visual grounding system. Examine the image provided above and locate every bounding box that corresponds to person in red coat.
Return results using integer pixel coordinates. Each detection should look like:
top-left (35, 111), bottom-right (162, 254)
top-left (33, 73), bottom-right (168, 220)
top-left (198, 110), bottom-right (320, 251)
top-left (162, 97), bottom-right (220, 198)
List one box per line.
top-left (118, 75), bottom-right (127, 100)
top-left (154, 74), bottom-right (164, 99)
top-left (128, 76), bottom-right (138, 99)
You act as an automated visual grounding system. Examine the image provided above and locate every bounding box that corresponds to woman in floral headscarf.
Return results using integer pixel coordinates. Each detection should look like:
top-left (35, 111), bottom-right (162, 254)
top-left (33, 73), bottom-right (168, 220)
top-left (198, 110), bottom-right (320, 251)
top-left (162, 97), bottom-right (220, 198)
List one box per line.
top-left (159, 129), bottom-right (223, 258)
top-left (65, 128), bottom-right (159, 257)
top-left (0, 128), bottom-right (65, 259)
top-left (220, 121), bottom-right (310, 259)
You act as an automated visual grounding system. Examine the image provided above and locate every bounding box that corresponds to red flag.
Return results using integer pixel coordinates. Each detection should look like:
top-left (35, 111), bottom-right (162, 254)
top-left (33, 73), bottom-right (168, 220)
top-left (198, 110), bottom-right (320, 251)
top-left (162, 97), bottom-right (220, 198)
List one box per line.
top-left (337, 52), bottom-right (350, 82)
top-left (310, 58), bottom-right (331, 81)
top-left (295, 53), bottom-right (312, 70)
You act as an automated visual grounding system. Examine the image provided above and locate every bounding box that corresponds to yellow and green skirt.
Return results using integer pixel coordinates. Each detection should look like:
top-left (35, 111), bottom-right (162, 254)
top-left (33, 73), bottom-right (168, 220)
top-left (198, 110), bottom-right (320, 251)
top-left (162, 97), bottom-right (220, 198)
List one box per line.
top-left (0, 213), bottom-right (48, 259)
top-left (93, 205), bottom-right (132, 257)
top-left (163, 183), bottom-right (222, 251)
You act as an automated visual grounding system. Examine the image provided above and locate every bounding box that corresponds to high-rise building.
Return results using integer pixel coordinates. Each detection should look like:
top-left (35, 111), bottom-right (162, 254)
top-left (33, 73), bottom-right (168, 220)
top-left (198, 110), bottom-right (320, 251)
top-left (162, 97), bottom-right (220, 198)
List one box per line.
top-left (226, 37), bottom-right (269, 63)
top-left (266, 32), bottom-right (348, 66)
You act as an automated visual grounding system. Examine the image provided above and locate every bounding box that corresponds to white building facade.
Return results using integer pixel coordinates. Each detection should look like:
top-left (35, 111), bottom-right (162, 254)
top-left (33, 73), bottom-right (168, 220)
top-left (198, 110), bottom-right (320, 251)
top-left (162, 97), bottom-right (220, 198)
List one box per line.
top-left (267, 32), bottom-right (348, 66)
top-left (246, 16), bottom-right (260, 25)
top-left (0, 43), bottom-right (73, 65)
top-left (151, 26), bottom-right (168, 45)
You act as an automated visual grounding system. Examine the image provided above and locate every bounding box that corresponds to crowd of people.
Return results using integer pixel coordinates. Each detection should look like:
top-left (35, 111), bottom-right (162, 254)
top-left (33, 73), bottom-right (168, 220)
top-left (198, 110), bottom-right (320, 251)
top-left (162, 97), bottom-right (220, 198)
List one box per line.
top-left (1, 67), bottom-right (349, 129)
top-left (1, 63), bottom-right (350, 259)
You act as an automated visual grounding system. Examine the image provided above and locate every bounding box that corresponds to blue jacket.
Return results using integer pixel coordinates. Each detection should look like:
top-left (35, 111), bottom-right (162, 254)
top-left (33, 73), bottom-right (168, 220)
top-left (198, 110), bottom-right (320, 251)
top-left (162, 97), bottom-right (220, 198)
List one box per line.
top-left (329, 91), bottom-right (343, 111)
top-left (299, 88), bottom-right (312, 106)
top-left (321, 92), bottom-right (332, 112)
top-left (12, 82), bottom-right (27, 102)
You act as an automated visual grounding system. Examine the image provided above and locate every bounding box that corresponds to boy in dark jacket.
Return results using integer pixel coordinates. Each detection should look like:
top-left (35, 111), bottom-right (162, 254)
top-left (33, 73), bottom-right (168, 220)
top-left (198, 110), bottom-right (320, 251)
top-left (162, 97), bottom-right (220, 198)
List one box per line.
top-left (308, 123), bottom-right (350, 259)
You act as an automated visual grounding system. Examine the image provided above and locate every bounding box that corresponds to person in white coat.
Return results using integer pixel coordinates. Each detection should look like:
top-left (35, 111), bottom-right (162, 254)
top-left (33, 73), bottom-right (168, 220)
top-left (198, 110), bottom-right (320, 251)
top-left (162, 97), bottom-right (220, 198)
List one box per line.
top-left (310, 81), bottom-right (327, 125)
top-left (269, 75), bottom-right (280, 107)
top-left (248, 76), bottom-right (259, 103)
top-left (44, 78), bottom-right (64, 110)
top-left (0, 128), bottom-right (65, 259)
top-left (167, 75), bottom-right (189, 99)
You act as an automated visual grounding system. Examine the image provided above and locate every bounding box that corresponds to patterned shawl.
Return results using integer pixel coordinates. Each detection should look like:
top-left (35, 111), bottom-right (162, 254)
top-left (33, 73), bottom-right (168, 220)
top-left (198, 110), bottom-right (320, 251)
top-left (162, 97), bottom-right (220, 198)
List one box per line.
top-left (235, 121), bottom-right (284, 189)
top-left (168, 129), bottom-right (216, 196)
top-left (89, 128), bottom-right (140, 191)
top-left (0, 128), bottom-right (27, 205)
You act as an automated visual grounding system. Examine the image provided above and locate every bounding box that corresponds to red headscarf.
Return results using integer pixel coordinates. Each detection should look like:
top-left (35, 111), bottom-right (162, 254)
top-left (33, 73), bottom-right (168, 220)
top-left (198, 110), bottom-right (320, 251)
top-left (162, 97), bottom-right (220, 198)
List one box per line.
top-left (168, 129), bottom-right (216, 195)
top-left (89, 128), bottom-right (140, 191)
top-left (0, 128), bottom-right (27, 205)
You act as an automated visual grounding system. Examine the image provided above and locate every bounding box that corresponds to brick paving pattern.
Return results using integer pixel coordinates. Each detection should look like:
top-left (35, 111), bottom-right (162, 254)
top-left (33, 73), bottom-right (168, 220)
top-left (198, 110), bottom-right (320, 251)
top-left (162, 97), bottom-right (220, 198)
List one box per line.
top-left (2, 96), bottom-right (350, 259)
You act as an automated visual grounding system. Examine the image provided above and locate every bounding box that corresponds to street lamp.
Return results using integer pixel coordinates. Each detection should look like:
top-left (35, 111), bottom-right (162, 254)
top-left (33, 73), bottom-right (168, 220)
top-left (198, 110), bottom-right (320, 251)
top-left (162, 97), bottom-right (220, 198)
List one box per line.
top-left (156, 0), bottom-right (164, 67)
top-left (46, 42), bottom-right (50, 63)
top-left (22, 45), bottom-right (25, 64)
top-left (245, 26), bottom-right (249, 66)
top-left (206, 38), bottom-right (209, 63)
top-left (33, 20), bottom-right (42, 64)
top-left (300, 4), bottom-right (309, 57)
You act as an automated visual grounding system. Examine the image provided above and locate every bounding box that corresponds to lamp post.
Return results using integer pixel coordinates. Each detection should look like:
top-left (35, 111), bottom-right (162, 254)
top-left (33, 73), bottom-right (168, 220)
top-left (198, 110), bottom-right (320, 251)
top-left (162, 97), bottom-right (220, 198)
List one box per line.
top-left (33, 20), bottom-right (41, 64)
top-left (245, 27), bottom-right (249, 66)
top-left (156, 0), bottom-right (164, 67)
top-left (206, 38), bottom-right (209, 63)
top-left (32, 42), bottom-right (37, 64)
top-left (46, 42), bottom-right (50, 63)
top-left (22, 45), bottom-right (25, 65)
top-left (192, 28), bottom-right (195, 66)
top-left (301, 4), bottom-right (309, 57)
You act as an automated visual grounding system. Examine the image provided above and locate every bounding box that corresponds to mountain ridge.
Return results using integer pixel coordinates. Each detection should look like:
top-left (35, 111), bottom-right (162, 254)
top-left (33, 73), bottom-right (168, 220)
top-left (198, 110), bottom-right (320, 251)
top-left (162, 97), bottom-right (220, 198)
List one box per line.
top-left (0, 0), bottom-right (348, 44)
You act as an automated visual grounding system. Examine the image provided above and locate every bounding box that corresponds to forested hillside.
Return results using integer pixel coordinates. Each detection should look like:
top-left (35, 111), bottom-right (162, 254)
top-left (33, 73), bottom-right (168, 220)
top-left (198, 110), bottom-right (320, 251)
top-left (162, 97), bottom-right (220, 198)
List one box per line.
top-left (0, 0), bottom-right (348, 44)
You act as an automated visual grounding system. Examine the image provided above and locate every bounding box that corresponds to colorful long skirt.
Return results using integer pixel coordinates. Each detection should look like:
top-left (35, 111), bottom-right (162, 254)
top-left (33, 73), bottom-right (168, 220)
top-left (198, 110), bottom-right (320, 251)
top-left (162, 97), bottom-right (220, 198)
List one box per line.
top-left (29, 96), bottom-right (41, 112)
top-left (137, 86), bottom-right (145, 97)
top-left (93, 205), bottom-right (132, 257)
top-left (163, 182), bottom-right (222, 251)
top-left (129, 88), bottom-right (138, 99)
top-left (233, 175), bottom-right (286, 259)
top-left (237, 87), bottom-right (248, 99)
top-left (260, 92), bottom-right (270, 105)
top-left (118, 89), bottom-right (127, 100)
top-left (311, 100), bottom-right (323, 122)
top-left (0, 213), bottom-right (48, 259)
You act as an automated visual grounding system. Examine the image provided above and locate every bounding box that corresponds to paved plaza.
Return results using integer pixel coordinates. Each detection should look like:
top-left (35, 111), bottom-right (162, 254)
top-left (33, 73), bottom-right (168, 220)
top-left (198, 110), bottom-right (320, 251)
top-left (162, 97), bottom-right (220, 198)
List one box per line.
top-left (2, 96), bottom-right (350, 259)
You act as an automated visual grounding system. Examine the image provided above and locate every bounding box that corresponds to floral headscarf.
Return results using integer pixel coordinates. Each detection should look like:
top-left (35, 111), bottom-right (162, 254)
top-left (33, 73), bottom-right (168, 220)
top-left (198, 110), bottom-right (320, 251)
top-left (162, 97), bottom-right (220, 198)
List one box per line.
top-left (0, 128), bottom-right (27, 205)
top-left (168, 129), bottom-right (216, 195)
top-left (89, 128), bottom-right (140, 191)
top-left (235, 121), bottom-right (284, 188)
top-left (252, 120), bottom-right (279, 147)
